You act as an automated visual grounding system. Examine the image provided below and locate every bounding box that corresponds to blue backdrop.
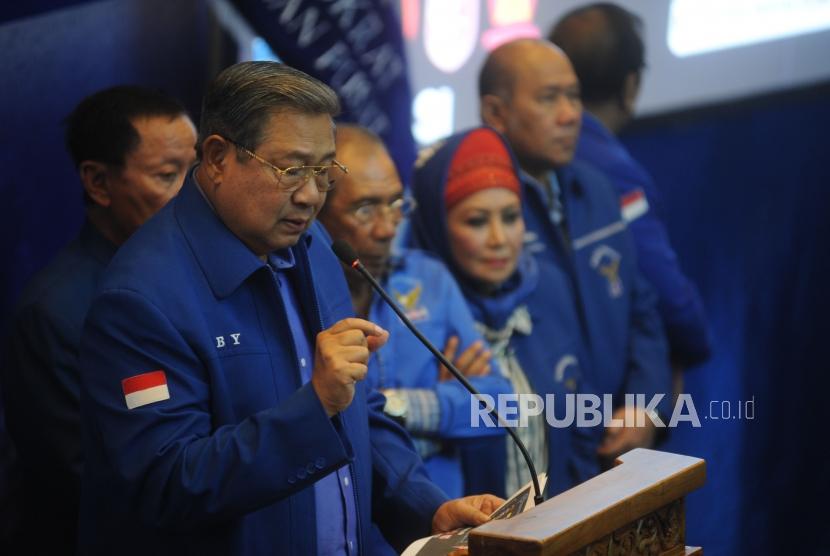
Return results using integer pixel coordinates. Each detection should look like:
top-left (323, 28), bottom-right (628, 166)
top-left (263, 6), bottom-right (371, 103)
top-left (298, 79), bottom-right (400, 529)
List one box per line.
top-left (623, 85), bottom-right (830, 555)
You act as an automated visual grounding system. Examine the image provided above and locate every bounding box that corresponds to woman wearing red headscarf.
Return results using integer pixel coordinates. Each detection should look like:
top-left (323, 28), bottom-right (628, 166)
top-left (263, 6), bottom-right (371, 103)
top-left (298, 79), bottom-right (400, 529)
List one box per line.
top-left (408, 127), bottom-right (602, 497)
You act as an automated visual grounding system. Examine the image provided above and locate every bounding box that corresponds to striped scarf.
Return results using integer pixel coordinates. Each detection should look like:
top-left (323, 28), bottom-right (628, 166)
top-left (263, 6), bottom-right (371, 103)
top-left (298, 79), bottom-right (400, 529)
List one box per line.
top-left (475, 305), bottom-right (548, 495)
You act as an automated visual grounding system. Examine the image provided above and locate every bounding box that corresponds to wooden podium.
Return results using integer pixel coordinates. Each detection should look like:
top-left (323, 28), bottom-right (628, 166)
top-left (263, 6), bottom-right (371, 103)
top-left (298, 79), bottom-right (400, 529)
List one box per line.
top-left (468, 449), bottom-right (706, 555)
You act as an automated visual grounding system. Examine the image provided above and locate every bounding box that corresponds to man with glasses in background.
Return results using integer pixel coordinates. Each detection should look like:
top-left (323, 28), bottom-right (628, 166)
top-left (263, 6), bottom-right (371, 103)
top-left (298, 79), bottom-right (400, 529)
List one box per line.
top-left (317, 125), bottom-right (511, 500)
top-left (77, 63), bottom-right (502, 556)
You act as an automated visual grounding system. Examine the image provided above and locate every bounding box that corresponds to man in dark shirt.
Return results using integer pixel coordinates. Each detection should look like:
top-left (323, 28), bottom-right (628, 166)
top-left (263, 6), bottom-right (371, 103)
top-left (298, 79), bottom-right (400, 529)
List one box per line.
top-left (3, 85), bottom-right (197, 554)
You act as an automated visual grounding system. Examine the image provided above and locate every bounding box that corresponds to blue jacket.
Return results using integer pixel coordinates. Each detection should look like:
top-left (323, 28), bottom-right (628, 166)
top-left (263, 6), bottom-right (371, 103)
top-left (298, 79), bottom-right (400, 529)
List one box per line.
top-left (366, 249), bottom-right (510, 496)
top-left (460, 256), bottom-right (605, 497)
top-left (408, 128), bottom-right (603, 497)
top-left (520, 156), bottom-right (671, 415)
top-left (577, 112), bottom-right (711, 366)
top-left (78, 176), bottom-right (447, 555)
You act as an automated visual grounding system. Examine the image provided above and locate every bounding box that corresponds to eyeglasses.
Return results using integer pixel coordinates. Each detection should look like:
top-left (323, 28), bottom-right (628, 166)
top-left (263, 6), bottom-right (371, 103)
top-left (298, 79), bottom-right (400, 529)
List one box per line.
top-left (351, 196), bottom-right (417, 225)
top-left (225, 137), bottom-right (348, 193)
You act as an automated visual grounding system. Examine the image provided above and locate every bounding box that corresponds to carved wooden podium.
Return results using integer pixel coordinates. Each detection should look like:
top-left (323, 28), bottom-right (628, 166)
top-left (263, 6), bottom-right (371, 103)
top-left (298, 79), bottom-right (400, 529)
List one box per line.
top-left (468, 449), bottom-right (706, 555)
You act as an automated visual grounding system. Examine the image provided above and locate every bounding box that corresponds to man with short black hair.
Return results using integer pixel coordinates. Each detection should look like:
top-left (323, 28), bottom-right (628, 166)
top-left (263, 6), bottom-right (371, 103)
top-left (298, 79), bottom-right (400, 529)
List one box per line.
top-left (78, 62), bottom-right (500, 555)
top-left (550, 4), bottom-right (711, 368)
top-left (3, 85), bottom-right (196, 554)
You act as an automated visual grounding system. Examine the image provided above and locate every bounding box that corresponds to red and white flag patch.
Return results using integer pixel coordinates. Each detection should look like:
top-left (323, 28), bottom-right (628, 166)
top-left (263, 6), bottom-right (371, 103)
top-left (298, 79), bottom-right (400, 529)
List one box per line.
top-left (122, 370), bottom-right (170, 409)
top-left (621, 189), bottom-right (649, 222)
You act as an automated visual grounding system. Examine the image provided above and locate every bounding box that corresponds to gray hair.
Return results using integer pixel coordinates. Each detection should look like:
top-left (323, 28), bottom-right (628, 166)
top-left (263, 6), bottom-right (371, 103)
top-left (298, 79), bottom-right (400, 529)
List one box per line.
top-left (197, 61), bottom-right (340, 157)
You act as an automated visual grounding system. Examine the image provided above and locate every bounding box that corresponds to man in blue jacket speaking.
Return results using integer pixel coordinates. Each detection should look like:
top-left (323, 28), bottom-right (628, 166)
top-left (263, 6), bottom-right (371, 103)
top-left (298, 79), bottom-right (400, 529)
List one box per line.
top-left (77, 61), bottom-right (501, 555)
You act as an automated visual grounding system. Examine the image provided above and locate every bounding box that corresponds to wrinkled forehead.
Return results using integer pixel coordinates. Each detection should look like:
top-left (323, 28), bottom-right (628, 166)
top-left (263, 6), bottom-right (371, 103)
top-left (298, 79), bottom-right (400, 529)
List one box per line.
top-left (337, 156), bottom-right (403, 204)
top-left (255, 110), bottom-right (337, 159)
top-left (261, 108), bottom-right (335, 136)
top-left (337, 136), bottom-right (400, 179)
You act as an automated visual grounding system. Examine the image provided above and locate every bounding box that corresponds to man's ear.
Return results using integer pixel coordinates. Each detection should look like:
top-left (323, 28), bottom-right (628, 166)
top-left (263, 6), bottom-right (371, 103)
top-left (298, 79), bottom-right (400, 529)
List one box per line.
top-left (200, 135), bottom-right (232, 186)
top-left (480, 94), bottom-right (509, 134)
top-left (79, 161), bottom-right (112, 207)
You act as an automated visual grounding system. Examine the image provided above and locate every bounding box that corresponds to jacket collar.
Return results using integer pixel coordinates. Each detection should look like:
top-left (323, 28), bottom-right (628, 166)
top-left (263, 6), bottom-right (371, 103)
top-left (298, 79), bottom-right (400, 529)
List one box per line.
top-left (520, 164), bottom-right (579, 201)
top-left (79, 218), bottom-right (118, 266)
top-left (174, 169), bottom-right (311, 299)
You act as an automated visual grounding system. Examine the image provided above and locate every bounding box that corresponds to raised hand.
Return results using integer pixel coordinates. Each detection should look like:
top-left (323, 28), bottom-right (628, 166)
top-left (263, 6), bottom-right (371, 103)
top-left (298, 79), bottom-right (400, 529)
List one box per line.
top-left (312, 318), bottom-right (389, 416)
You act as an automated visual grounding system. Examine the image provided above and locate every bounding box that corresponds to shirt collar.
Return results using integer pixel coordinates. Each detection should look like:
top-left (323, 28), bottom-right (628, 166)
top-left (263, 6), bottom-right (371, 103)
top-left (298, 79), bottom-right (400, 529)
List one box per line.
top-left (520, 165), bottom-right (578, 202)
top-left (175, 171), bottom-right (311, 299)
top-left (520, 168), bottom-right (556, 198)
top-left (268, 248), bottom-right (296, 270)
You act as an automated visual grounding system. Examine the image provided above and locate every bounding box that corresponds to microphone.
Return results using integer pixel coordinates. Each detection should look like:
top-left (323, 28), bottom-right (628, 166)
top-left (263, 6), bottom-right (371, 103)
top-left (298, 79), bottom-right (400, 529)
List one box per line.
top-left (331, 239), bottom-right (545, 506)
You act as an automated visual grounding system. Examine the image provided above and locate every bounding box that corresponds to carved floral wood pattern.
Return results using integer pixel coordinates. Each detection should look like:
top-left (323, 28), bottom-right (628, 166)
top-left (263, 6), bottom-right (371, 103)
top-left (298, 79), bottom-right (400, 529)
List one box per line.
top-left (573, 499), bottom-right (685, 556)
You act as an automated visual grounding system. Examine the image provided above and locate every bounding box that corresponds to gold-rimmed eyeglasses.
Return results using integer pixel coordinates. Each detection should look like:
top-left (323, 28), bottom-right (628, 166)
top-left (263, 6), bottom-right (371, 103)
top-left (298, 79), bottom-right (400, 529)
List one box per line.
top-left (225, 136), bottom-right (348, 192)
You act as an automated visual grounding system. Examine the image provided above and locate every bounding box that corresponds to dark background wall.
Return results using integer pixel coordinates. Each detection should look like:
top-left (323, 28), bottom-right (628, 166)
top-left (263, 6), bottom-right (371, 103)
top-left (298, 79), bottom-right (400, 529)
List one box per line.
top-left (624, 84), bottom-right (830, 555)
top-left (1, 2), bottom-right (828, 555)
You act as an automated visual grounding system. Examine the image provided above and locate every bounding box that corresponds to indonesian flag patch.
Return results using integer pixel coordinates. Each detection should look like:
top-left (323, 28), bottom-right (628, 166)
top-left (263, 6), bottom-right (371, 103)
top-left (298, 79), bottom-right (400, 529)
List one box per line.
top-left (122, 370), bottom-right (170, 409)
top-left (621, 188), bottom-right (649, 222)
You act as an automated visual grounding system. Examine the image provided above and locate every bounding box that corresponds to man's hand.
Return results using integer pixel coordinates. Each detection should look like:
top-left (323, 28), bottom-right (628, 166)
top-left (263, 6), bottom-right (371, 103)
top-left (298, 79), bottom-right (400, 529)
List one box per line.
top-left (312, 318), bottom-right (389, 417)
top-left (596, 406), bottom-right (657, 459)
top-left (439, 336), bottom-right (492, 382)
top-left (431, 494), bottom-right (505, 533)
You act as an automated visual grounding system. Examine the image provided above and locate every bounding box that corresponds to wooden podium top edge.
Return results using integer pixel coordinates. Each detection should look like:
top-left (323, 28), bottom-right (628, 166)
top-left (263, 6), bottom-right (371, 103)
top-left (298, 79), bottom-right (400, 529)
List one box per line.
top-left (470, 448), bottom-right (706, 551)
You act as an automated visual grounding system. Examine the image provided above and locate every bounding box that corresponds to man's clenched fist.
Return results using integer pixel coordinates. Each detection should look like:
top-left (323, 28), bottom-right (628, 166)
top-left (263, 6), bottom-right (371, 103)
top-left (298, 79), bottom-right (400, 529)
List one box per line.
top-left (312, 318), bottom-right (389, 416)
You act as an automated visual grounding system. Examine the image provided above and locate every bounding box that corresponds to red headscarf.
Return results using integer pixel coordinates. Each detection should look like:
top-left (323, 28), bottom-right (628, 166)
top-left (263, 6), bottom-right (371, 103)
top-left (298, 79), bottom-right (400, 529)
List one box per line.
top-left (444, 128), bottom-right (521, 211)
